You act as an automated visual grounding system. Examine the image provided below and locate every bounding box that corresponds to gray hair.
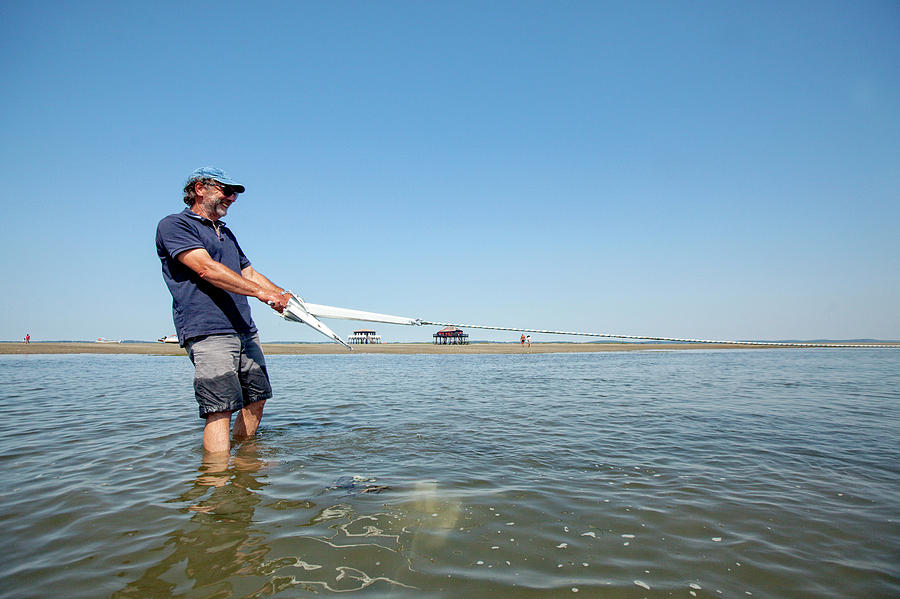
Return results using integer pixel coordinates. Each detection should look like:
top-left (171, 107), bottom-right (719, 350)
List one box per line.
top-left (182, 178), bottom-right (218, 206)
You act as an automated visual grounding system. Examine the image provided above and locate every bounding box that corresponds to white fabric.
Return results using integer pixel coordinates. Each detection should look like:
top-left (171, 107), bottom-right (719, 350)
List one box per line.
top-left (303, 303), bottom-right (417, 326)
top-left (281, 296), bottom-right (352, 349)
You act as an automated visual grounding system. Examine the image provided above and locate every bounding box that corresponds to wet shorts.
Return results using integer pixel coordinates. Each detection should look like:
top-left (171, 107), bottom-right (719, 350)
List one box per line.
top-left (184, 332), bottom-right (273, 419)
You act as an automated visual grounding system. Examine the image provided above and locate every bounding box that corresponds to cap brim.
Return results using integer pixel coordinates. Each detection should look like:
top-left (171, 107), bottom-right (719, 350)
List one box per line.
top-left (213, 179), bottom-right (245, 193)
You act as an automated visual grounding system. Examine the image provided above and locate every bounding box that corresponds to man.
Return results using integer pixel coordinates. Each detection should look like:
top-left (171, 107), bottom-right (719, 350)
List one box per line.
top-left (156, 167), bottom-right (290, 453)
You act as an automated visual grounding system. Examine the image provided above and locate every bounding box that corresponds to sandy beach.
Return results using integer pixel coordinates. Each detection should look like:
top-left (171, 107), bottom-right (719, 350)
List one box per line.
top-left (3, 341), bottom-right (894, 355)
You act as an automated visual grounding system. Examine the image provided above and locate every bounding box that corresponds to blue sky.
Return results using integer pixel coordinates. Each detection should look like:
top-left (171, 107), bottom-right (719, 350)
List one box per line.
top-left (1, 1), bottom-right (898, 343)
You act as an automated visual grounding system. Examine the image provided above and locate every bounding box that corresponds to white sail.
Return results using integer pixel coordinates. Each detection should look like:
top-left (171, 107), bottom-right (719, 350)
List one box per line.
top-left (304, 303), bottom-right (417, 326)
top-left (281, 296), bottom-right (352, 350)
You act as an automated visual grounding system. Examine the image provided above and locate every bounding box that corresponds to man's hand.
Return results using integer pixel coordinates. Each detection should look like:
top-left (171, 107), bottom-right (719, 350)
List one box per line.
top-left (260, 290), bottom-right (290, 313)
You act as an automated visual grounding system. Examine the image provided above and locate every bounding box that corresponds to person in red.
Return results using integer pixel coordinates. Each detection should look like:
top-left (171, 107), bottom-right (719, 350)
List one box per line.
top-left (520, 333), bottom-right (525, 347)
top-left (25, 334), bottom-right (30, 344)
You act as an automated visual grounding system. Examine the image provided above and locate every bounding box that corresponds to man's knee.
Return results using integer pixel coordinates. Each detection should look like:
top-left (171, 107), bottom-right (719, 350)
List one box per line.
top-left (203, 411), bottom-right (233, 453)
top-left (233, 399), bottom-right (265, 439)
top-left (246, 399), bottom-right (266, 416)
top-left (205, 410), bottom-right (233, 424)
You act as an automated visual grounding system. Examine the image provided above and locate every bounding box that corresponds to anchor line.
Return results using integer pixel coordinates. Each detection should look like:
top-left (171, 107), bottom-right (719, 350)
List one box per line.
top-left (416, 321), bottom-right (897, 349)
top-left (284, 298), bottom-right (896, 349)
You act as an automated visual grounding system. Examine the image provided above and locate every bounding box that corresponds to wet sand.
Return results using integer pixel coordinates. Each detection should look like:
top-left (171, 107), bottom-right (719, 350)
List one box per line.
top-left (3, 341), bottom-right (891, 356)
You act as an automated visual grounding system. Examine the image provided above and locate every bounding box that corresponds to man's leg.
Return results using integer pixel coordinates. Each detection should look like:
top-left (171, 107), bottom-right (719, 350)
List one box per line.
top-left (203, 411), bottom-right (233, 453)
top-left (186, 334), bottom-right (245, 452)
top-left (233, 400), bottom-right (266, 440)
top-left (233, 333), bottom-right (272, 441)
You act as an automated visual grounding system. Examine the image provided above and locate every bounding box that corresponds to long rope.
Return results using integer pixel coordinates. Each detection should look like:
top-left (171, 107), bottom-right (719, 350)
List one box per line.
top-left (418, 321), bottom-right (897, 349)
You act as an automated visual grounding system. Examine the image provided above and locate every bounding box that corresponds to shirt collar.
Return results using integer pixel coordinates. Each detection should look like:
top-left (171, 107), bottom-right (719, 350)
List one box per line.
top-left (183, 207), bottom-right (226, 228)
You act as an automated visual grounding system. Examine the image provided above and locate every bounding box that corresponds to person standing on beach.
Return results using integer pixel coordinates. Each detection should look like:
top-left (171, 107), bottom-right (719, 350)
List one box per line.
top-left (156, 167), bottom-right (291, 454)
top-left (24, 334), bottom-right (30, 344)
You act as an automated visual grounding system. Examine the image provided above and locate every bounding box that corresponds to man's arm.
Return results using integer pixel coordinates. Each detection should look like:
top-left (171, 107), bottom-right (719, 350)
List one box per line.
top-left (177, 248), bottom-right (289, 312)
top-left (242, 265), bottom-right (294, 312)
top-left (242, 265), bottom-right (289, 297)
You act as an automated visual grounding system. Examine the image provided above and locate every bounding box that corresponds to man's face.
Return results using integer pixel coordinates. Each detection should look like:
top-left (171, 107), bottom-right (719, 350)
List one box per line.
top-left (198, 181), bottom-right (239, 218)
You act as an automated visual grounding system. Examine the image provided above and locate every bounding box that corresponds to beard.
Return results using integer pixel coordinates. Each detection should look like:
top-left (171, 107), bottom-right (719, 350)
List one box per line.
top-left (213, 198), bottom-right (229, 217)
top-left (200, 195), bottom-right (229, 218)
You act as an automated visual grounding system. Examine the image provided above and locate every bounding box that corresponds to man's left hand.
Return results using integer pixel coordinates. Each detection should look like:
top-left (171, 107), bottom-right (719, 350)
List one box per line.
top-left (262, 290), bottom-right (290, 313)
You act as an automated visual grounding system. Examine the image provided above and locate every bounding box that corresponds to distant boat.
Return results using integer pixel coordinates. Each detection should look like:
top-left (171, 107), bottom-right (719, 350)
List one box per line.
top-left (95, 337), bottom-right (122, 344)
top-left (157, 334), bottom-right (178, 343)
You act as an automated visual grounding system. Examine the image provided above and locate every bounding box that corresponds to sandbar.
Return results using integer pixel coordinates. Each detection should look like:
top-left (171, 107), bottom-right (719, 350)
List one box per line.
top-left (3, 341), bottom-right (892, 356)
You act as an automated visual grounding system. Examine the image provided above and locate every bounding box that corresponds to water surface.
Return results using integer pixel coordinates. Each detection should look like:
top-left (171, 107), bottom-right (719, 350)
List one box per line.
top-left (1, 349), bottom-right (898, 598)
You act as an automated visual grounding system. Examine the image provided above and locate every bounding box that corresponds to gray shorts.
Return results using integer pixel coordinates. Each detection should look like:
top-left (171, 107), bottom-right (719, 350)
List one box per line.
top-left (184, 332), bottom-right (273, 419)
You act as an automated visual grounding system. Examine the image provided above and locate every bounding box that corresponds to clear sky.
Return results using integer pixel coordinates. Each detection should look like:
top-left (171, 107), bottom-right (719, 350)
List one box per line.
top-left (1, 1), bottom-right (898, 343)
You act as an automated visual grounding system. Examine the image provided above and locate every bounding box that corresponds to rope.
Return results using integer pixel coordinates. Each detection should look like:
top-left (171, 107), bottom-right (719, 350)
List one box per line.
top-left (417, 321), bottom-right (898, 349)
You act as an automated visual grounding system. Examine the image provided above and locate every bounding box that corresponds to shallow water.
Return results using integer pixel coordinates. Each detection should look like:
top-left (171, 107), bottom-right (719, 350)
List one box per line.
top-left (1, 349), bottom-right (898, 598)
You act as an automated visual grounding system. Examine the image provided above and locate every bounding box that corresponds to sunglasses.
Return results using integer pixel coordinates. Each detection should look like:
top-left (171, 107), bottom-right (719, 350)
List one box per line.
top-left (209, 182), bottom-right (238, 197)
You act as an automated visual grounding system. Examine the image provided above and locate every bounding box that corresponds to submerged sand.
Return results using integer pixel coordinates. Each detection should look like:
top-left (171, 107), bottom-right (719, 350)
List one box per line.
top-left (3, 341), bottom-right (893, 355)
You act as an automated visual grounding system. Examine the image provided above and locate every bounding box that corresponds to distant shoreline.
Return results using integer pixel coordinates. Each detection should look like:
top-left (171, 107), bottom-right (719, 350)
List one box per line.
top-left (2, 342), bottom-right (897, 356)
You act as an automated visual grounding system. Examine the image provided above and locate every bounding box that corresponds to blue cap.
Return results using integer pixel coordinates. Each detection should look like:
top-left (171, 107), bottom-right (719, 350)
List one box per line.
top-left (187, 166), bottom-right (245, 193)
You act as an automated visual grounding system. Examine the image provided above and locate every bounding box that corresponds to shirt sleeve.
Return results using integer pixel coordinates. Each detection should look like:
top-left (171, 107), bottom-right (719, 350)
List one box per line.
top-left (156, 215), bottom-right (204, 259)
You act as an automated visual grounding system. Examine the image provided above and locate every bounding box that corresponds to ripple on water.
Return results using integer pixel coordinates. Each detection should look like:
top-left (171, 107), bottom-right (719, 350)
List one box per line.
top-left (0, 350), bottom-right (898, 598)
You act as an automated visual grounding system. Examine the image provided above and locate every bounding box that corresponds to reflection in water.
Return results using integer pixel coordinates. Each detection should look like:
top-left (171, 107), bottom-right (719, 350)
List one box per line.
top-left (113, 442), bottom-right (421, 597)
top-left (114, 441), bottom-right (270, 598)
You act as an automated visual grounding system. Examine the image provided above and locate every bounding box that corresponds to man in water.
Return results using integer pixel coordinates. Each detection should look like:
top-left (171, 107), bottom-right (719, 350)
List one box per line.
top-left (156, 167), bottom-right (290, 453)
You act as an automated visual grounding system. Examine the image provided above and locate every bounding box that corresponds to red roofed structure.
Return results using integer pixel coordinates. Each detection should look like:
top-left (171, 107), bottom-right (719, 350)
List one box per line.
top-left (433, 326), bottom-right (469, 345)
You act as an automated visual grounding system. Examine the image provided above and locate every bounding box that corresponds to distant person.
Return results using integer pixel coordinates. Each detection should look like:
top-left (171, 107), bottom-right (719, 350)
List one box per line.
top-left (521, 333), bottom-right (526, 348)
top-left (25, 333), bottom-right (30, 344)
top-left (526, 335), bottom-right (532, 348)
top-left (156, 167), bottom-right (291, 454)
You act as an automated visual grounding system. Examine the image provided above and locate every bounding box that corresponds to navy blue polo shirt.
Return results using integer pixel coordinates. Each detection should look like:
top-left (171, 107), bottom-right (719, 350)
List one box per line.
top-left (156, 208), bottom-right (257, 345)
